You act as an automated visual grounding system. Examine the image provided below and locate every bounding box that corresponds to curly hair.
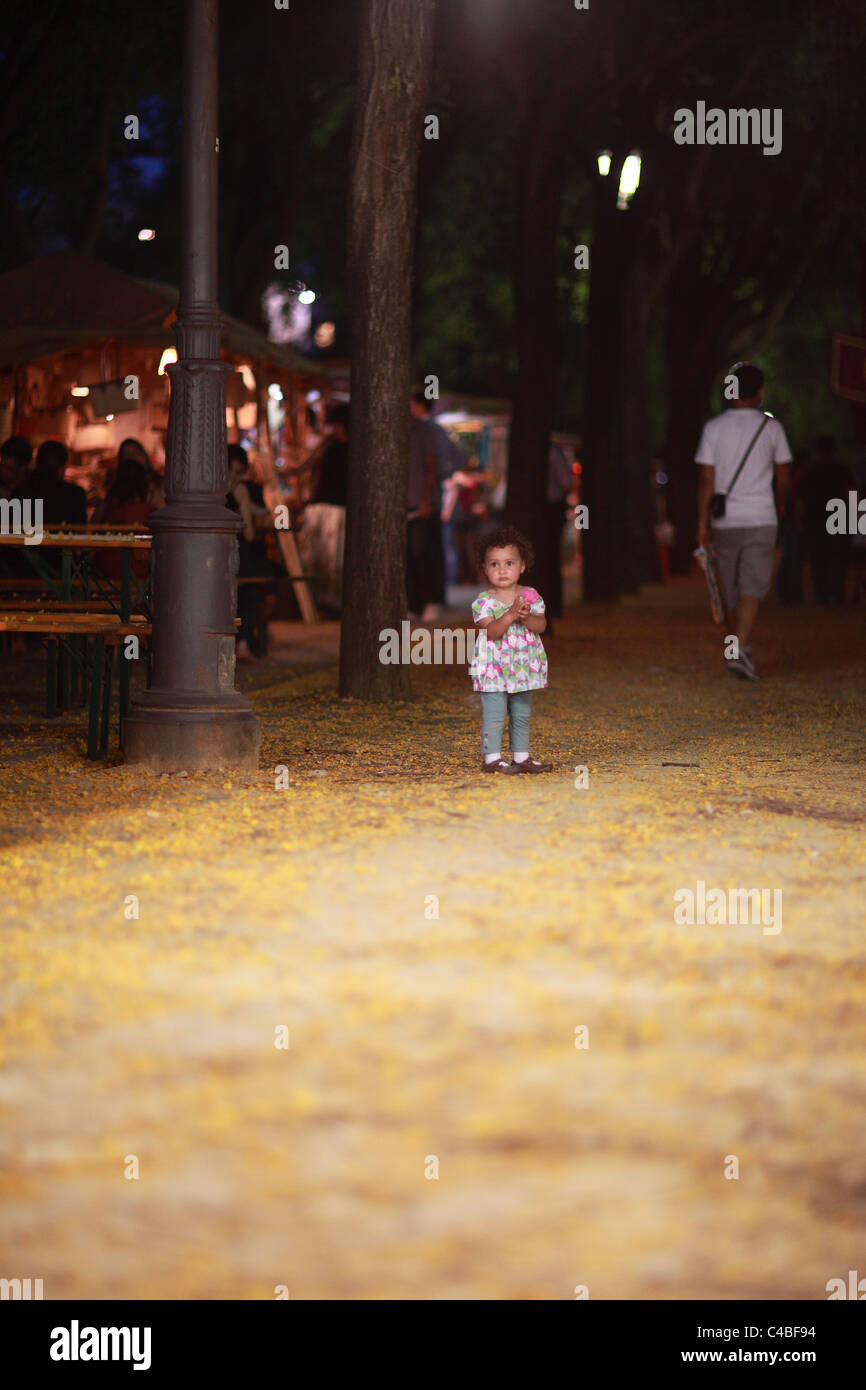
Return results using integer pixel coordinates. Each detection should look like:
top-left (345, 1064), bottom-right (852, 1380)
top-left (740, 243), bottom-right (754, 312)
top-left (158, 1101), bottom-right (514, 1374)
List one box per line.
top-left (475, 524), bottom-right (534, 575)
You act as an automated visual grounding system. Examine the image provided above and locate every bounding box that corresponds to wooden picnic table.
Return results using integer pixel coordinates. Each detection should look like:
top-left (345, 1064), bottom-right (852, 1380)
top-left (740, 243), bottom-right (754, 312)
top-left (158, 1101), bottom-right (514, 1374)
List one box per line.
top-left (0, 530), bottom-right (151, 712)
top-left (0, 611), bottom-right (151, 758)
top-left (0, 598), bottom-right (146, 612)
top-left (0, 531), bottom-right (151, 547)
top-left (0, 612), bottom-right (147, 628)
top-left (37, 522), bottom-right (149, 532)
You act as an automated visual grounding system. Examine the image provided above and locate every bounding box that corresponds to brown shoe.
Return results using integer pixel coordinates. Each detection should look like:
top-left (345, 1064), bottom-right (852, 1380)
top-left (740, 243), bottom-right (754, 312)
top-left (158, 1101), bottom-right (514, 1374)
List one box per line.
top-left (481, 757), bottom-right (514, 773)
top-left (509, 757), bottom-right (553, 773)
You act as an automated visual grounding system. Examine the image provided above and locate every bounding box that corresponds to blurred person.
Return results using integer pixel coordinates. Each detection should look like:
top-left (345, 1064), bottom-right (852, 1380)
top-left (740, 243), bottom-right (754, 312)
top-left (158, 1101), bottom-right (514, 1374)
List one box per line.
top-left (850, 450), bottom-right (866, 602)
top-left (800, 436), bottom-right (856, 604)
top-left (118, 437), bottom-right (165, 509)
top-left (0, 435), bottom-right (32, 499)
top-left (228, 443), bottom-right (275, 654)
top-left (0, 435), bottom-right (34, 576)
top-left (291, 402), bottom-right (349, 618)
top-left (226, 444), bottom-right (260, 660)
top-left (651, 459), bottom-right (675, 580)
top-left (695, 362), bottom-right (791, 680)
top-left (15, 439), bottom-right (87, 526)
top-left (407, 408), bottom-right (440, 620)
top-left (440, 466), bottom-right (462, 587)
top-left (93, 457), bottom-right (152, 582)
top-left (469, 525), bottom-right (552, 774)
top-left (235, 448), bottom-right (267, 510)
top-left (545, 441), bottom-right (574, 619)
top-left (451, 454), bottom-right (489, 584)
top-left (411, 392), bottom-right (465, 598)
top-left (776, 448), bottom-right (810, 603)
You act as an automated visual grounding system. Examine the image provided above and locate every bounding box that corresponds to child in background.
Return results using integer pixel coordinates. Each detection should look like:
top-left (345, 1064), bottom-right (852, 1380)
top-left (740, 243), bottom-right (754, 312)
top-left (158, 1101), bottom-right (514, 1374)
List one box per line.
top-left (470, 525), bottom-right (552, 774)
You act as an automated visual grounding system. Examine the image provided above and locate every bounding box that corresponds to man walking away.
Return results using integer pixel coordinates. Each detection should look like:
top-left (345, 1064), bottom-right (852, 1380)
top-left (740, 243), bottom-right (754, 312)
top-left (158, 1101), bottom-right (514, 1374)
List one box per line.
top-left (410, 392), bottom-right (463, 615)
top-left (695, 362), bottom-right (791, 680)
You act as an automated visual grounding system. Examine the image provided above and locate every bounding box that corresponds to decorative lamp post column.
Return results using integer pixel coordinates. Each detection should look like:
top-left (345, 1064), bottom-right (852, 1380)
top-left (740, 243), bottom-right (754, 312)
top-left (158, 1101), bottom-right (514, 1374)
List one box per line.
top-left (124, 0), bottom-right (260, 771)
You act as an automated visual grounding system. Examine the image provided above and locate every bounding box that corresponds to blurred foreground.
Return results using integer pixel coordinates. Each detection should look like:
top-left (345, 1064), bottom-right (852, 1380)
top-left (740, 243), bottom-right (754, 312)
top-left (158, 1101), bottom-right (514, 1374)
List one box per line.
top-left (1, 586), bottom-right (864, 1299)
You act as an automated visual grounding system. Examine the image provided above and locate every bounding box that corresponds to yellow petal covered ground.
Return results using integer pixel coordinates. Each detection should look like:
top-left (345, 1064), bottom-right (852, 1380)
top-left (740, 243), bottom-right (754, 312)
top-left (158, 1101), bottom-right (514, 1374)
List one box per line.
top-left (0, 588), bottom-right (864, 1299)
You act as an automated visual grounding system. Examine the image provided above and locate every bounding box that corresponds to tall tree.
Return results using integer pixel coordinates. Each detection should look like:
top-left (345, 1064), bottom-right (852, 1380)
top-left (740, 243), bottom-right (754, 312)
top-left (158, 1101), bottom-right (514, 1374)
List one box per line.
top-left (339, 0), bottom-right (436, 700)
top-left (496, 1), bottom-right (583, 608)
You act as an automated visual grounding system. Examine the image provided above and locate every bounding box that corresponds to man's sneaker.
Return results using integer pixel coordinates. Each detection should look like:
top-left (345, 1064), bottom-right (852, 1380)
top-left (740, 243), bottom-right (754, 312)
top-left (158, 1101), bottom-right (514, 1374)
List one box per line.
top-left (725, 650), bottom-right (759, 681)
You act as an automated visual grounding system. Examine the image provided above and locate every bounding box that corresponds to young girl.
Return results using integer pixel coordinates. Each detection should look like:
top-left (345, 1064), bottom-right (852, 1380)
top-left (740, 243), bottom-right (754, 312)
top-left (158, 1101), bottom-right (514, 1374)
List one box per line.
top-left (469, 525), bottom-right (552, 774)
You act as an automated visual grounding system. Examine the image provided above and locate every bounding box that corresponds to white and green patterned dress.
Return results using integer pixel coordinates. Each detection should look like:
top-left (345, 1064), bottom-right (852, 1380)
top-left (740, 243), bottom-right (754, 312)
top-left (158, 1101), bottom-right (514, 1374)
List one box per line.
top-left (470, 587), bottom-right (549, 693)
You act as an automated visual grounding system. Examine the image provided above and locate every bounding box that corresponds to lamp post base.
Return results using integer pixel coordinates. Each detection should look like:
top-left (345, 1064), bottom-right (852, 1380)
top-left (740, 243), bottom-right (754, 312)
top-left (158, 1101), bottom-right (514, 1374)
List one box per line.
top-left (123, 701), bottom-right (260, 773)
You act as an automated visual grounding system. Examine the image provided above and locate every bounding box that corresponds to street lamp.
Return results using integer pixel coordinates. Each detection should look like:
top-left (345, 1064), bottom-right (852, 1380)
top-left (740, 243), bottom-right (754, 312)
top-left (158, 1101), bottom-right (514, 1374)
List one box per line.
top-left (124, 0), bottom-right (260, 770)
top-left (617, 151), bottom-right (642, 209)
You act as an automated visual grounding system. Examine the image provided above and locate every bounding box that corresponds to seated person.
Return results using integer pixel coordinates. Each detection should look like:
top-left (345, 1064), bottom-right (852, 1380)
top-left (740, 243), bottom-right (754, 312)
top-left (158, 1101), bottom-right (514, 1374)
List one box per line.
top-left (92, 458), bottom-right (152, 582)
top-left (15, 439), bottom-right (87, 526)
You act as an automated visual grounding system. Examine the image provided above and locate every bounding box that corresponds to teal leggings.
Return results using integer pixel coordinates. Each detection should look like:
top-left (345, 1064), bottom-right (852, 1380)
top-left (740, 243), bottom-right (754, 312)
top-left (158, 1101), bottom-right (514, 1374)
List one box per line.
top-left (481, 690), bottom-right (533, 756)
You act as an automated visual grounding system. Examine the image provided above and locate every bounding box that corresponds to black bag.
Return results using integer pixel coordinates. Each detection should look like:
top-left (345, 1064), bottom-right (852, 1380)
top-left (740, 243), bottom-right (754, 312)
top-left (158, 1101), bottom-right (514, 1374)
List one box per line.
top-left (710, 416), bottom-right (769, 519)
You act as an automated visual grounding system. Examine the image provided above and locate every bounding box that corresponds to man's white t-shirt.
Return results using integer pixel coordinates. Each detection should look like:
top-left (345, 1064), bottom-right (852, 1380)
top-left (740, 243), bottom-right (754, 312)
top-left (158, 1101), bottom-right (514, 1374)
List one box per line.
top-left (695, 408), bottom-right (792, 529)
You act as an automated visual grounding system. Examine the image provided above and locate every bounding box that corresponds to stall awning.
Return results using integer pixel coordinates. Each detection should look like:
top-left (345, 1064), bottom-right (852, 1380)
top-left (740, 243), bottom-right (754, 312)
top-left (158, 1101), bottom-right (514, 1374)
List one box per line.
top-left (0, 249), bottom-right (321, 377)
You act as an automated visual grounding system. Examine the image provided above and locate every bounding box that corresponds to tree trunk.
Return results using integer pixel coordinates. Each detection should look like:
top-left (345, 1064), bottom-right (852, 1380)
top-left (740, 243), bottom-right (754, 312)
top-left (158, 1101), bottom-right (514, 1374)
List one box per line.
top-left (620, 254), bottom-right (655, 589)
top-left (581, 178), bottom-right (627, 600)
top-left (504, 116), bottom-right (564, 611)
top-left (663, 253), bottom-right (719, 575)
top-left (339, 0), bottom-right (436, 700)
top-left (665, 364), bottom-right (719, 574)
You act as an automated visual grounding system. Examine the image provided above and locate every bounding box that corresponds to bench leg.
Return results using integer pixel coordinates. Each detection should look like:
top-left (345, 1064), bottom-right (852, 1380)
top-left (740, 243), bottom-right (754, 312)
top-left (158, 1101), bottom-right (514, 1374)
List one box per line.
top-left (70, 635), bottom-right (82, 707)
top-left (100, 641), bottom-right (114, 754)
top-left (87, 637), bottom-right (105, 760)
top-left (119, 638), bottom-right (129, 722)
top-left (58, 632), bottom-right (70, 713)
top-left (58, 553), bottom-right (71, 710)
top-left (46, 638), bottom-right (58, 718)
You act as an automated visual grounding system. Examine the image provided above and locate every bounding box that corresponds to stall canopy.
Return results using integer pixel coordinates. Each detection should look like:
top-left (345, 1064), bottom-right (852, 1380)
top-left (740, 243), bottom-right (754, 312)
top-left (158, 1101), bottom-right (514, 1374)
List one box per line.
top-left (0, 249), bottom-right (319, 375)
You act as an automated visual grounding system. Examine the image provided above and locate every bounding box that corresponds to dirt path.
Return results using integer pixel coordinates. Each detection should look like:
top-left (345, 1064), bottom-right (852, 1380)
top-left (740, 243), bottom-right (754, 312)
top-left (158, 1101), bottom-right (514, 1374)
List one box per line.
top-left (1, 588), bottom-right (864, 1299)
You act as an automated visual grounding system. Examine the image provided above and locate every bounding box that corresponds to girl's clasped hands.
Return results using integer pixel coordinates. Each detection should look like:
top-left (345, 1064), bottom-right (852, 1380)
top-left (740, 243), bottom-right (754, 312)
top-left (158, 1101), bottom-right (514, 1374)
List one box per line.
top-left (506, 594), bottom-right (532, 623)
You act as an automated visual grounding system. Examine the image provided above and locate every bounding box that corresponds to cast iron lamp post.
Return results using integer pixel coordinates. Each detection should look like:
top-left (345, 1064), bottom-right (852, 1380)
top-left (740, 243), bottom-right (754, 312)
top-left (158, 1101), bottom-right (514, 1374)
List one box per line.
top-left (124, 0), bottom-right (260, 770)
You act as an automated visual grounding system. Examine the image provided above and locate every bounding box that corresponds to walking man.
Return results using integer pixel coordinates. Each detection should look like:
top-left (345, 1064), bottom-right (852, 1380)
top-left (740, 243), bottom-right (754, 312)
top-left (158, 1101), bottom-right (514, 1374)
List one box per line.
top-left (411, 391), bottom-right (465, 595)
top-left (695, 362), bottom-right (791, 680)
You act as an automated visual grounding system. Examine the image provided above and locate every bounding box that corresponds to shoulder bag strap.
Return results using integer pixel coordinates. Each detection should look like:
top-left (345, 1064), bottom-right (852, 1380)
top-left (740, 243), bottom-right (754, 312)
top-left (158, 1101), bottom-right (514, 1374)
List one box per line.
top-left (725, 416), bottom-right (769, 499)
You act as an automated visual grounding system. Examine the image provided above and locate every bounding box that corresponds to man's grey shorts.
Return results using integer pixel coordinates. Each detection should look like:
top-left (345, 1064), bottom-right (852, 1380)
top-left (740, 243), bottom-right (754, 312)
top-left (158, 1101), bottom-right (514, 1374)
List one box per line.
top-left (711, 524), bottom-right (778, 609)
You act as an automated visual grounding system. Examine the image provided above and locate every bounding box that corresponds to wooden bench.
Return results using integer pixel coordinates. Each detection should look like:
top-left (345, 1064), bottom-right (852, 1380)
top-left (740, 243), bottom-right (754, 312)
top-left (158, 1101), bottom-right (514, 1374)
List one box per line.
top-left (0, 613), bottom-right (151, 759)
top-left (0, 577), bottom-right (52, 593)
top-left (0, 598), bottom-right (148, 613)
top-left (1, 608), bottom-right (244, 759)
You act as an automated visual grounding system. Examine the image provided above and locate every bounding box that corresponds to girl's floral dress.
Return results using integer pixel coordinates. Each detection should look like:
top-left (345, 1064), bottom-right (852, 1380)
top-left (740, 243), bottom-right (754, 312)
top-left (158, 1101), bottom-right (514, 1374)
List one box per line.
top-left (469, 587), bottom-right (548, 693)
